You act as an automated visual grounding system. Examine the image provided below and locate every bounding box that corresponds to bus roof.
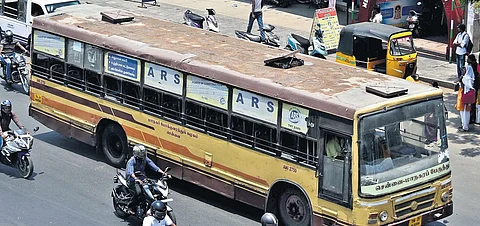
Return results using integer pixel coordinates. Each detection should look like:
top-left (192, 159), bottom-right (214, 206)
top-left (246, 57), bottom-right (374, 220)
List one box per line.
top-left (32, 4), bottom-right (440, 120)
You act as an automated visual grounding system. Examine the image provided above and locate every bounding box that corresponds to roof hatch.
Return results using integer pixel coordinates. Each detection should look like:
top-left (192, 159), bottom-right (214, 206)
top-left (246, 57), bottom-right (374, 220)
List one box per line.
top-left (100, 11), bottom-right (134, 24)
top-left (264, 49), bottom-right (304, 69)
top-left (366, 83), bottom-right (408, 98)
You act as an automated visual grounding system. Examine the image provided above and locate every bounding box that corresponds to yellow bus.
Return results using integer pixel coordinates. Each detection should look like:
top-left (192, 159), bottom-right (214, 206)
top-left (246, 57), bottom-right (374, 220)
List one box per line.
top-left (29, 4), bottom-right (453, 226)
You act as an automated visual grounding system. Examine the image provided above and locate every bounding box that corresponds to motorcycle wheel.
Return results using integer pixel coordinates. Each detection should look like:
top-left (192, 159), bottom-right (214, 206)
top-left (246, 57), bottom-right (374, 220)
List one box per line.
top-left (17, 155), bottom-right (34, 179)
top-left (20, 71), bottom-right (30, 95)
top-left (113, 185), bottom-right (130, 219)
top-left (168, 211), bottom-right (177, 224)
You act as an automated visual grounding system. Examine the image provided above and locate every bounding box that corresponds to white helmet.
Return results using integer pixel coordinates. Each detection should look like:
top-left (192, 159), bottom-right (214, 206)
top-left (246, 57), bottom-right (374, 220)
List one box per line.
top-left (133, 144), bottom-right (146, 160)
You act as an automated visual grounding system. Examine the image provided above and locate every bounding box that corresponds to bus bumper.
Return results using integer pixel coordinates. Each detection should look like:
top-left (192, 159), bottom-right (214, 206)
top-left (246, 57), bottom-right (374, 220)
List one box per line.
top-left (389, 201), bottom-right (453, 225)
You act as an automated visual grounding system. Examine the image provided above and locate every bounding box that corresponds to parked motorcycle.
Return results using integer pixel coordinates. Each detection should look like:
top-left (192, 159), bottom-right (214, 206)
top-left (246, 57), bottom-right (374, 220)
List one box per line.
top-left (1, 127), bottom-right (39, 179)
top-left (183, 9), bottom-right (219, 32)
top-left (266, 0), bottom-right (293, 7)
top-left (1, 53), bottom-right (30, 94)
top-left (234, 24), bottom-right (281, 47)
top-left (296, 0), bottom-right (329, 8)
top-left (112, 167), bottom-right (176, 223)
top-left (285, 29), bottom-right (327, 59)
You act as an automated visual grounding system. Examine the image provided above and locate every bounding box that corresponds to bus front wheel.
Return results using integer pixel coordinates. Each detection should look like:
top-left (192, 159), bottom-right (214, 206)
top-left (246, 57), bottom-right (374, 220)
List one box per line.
top-left (278, 188), bottom-right (311, 226)
top-left (102, 123), bottom-right (128, 168)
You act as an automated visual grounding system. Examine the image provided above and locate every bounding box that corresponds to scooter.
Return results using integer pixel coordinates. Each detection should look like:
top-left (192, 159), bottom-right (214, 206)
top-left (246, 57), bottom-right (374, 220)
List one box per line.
top-left (234, 24), bottom-right (281, 47)
top-left (285, 29), bottom-right (327, 59)
top-left (1, 127), bottom-right (39, 179)
top-left (183, 9), bottom-right (219, 32)
top-left (1, 52), bottom-right (30, 94)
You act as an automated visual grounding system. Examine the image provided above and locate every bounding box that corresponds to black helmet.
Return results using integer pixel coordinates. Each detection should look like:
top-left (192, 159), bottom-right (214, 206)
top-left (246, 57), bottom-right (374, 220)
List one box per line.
top-left (4, 30), bottom-right (13, 43)
top-left (1, 100), bottom-right (12, 114)
top-left (261, 213), bottom-right (278, 226)
top-left (151, 201), bottom-right (167, 220)
top-left (133, 144), bottom-right (146, 160)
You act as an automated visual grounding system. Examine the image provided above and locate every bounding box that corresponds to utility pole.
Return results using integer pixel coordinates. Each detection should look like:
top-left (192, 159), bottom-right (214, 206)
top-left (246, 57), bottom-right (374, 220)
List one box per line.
top-left (449, 0), bottom-right (454, 63)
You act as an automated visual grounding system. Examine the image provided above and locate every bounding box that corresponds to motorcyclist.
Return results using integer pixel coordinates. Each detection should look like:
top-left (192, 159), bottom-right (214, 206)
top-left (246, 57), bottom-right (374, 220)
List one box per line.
top-left (125, 144), bottom-right (166, 213)
top-left (1, 100), bottom-right (26, 147)
top-left (0, 30), bottom-right (29, 83)
top-left (260, 213), bottom-right (278, 226)
top-left (142, 201), bottom-right (176, 226)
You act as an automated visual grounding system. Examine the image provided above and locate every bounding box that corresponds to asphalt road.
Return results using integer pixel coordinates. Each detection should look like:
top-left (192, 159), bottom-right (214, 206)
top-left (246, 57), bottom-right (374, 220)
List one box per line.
top-left (0, 84), bottom-right (262, 225)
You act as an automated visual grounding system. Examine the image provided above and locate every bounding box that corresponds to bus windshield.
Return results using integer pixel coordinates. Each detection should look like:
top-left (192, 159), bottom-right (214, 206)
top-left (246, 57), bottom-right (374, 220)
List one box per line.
top-left (45, 1), bottom-right (80, 13)
top-left (359, 98), bottom-right (450, 197)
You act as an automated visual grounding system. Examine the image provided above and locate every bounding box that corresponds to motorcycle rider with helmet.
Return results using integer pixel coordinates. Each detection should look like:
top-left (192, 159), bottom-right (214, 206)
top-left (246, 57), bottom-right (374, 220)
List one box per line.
top-left (125, 144), bottom-right (166, 214)
top-left (1, 100), bottom-right (26, 147)
top-left (0, 30), bottom-right (29, 83)
top-left (143, 201), bottom-right (176, 226)
top-left (260, 213), bottom-right (278, 226)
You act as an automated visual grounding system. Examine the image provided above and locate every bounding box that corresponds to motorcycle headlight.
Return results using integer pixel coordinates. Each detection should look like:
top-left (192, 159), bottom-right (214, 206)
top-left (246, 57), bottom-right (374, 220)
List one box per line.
top-left (15, 140), bottom-right (27, 148)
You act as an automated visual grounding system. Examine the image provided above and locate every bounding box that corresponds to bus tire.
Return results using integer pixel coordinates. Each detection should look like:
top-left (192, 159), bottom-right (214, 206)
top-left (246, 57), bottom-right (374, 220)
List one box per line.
top-left (101, 123), bottom-right (128, 168)
top-left (278, 188), bottom-right (311, 226)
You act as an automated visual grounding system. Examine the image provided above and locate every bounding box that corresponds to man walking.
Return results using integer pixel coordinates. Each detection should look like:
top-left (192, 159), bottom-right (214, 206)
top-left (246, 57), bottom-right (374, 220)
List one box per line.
top-left (246, 0), bottom-right (266, 43)
top-left (369, 5), bottom-right (382, 24)
top-left (453, 23), bottom-right (469, 79)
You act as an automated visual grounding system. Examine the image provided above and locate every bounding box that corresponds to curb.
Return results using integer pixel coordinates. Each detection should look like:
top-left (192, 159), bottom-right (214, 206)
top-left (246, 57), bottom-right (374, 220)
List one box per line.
top-left (418, 76), bottom-right (455, 90)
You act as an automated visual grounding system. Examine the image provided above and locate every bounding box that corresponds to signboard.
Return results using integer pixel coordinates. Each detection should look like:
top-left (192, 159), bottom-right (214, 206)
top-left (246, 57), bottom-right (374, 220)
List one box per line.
top-left (310, 8), bottom-right (341, 51)
top-left (33, 30), bottom-right (65, 59)
top-left (144, 62), bottom-right (183, 95)
top-left (361, 162), bottom-right (450, 196)
top-left (281, 103), bottom-right (309, 134)
top-left (104, 52), bottom-right (140, 81)
top-left (232, 89), bottom-right (278, 124)
top-left (186, 76), bottom-right (228, 110)
top-left (378, 0), bottom-right (421, 27)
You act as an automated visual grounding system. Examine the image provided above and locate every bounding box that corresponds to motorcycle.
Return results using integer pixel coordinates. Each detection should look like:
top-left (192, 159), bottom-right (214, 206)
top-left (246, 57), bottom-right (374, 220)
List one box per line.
top-left (285, 28), bottom-right (327, 59)
top-left (266, 0), bottom-right (293, 7)
top-left (112, 167), bottom-right (176, 223)
top-left (183, 9), bottom-right (220, 32)
top-left (234, 24), bottom-right (281, 47)
top-left (296, 0), bottom-right (329, 8)
top-left (1, 52), bottom-right (30, 94)
top-left (1, 127), bottom-right (39, 179)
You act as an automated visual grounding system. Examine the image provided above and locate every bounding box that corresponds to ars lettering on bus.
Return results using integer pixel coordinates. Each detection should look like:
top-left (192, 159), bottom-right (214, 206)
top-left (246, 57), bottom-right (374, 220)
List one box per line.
top-left (235, 92), bottom-right (275, 112)
top-left (147, 66), bottom-right (181, 84)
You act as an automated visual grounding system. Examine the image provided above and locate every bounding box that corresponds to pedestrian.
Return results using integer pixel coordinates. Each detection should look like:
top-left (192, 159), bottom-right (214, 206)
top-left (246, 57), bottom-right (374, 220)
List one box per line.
top-left (455, 54), bottom-right (476, 132)
top-left (246, 0), bottom-right (266, 43)
top-left (369, 5), bottom-right (382, 24)
top-left (453, 23), bottom-right (469, 79)
top-left (470, 54), bottom-right (479, 123)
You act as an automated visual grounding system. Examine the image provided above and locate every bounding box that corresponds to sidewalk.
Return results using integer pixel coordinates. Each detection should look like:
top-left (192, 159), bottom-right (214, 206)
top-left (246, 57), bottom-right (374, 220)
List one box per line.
top-left (90, 0), bottom-right (458, 87)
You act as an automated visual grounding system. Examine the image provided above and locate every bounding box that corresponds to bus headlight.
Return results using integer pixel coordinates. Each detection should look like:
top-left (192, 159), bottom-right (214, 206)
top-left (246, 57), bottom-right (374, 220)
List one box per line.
top-left (441, 191), bottom-right (452, 202)
top-left (379, 210), bottom-right (388, 222)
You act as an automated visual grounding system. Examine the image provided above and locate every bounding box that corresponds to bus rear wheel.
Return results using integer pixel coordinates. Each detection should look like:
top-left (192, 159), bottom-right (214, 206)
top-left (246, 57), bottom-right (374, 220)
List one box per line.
top-left (278, 188), bottom-right (311, 226)
top-left (102, 123), bottom-right (128, 168)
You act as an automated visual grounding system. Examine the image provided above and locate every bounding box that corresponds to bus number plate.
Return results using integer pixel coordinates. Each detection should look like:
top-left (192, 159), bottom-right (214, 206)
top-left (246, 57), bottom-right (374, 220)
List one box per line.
top-left (33, 94), bottom-right (43, 104)
top-left (408, 216), bottom-right (422, 226)
top-left (283, 165), bottom-right (297, 173)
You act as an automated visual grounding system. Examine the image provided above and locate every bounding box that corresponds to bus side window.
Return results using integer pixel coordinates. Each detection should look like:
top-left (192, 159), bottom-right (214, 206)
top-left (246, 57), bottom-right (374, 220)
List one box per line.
top-left (144, 88), bottom-right (161, 115)
top-left (123, 81), bottom-right (140, 108)
top-left (231, 116), bottom-right (253, 146)
top-left (254, 123), bottom-right (277, 153)
top-left (49, 58), bottom-right (65, 83)
top-left (205, 108), bottom-right (227, 137)
top-left (162, 93), bottom-right (182, 121)
top-left (185, 101), bottom-right (205, 131)
top-left (280, 131), bottom-right (298, 159)
top-left (104, 76), bottom-right (121, 102)
top-left (85, 70), bottom-right (102, 96)
top-left (31, 53), bottom-right (49, 78)
top-left (66, 64), bottom-right (84, 90)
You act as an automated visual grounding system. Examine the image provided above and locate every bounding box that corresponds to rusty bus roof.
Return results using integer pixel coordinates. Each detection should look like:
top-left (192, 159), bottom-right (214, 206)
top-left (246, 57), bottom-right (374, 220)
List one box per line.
top-left (32, 4), bottom-right (440, 120)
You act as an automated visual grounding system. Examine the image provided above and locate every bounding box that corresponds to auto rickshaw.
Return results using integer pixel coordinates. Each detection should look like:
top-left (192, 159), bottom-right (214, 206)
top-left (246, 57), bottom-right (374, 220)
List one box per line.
top-left (336, 22), bottom-right (418, 80)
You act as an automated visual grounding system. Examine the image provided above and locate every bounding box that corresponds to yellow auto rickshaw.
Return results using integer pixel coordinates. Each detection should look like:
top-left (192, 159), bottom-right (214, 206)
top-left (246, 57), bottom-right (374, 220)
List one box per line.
top-left (336, 22), bottom-right (418, 80)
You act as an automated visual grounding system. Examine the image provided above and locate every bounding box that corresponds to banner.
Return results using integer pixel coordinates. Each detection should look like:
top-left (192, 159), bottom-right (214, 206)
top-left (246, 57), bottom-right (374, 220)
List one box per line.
top-left (378, 0), bottom-right (421, 27)
top-left (232, 89), bottom-right (278, 124)
top-left (33, 30), bottom-right (65, 59)
top-left (186, 76), bottom-right (228, 110)
top-left (104, 52), bottom-right (140, 81)
top-left (310, 8), bottom-right (341, 51)
top-left (144, 62), bottom-right (183, 95)
top-left (281, 103), bottom-right (309, 134)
